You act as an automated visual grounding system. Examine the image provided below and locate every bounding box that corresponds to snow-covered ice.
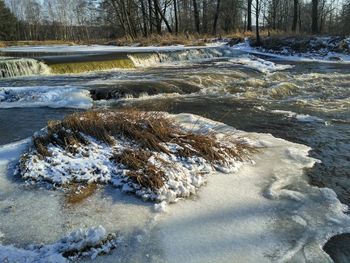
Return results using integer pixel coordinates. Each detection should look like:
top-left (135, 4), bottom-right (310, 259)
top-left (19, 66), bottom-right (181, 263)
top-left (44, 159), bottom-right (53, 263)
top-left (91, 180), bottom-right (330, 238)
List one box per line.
top-left (0, 44), bottom-right (226, 54)
top-left (152, 114), bottom-right (350, 263)
top-left (0, 86), bottom-right (93, 109)
top-left (0, 226), bottom-right (118, 263)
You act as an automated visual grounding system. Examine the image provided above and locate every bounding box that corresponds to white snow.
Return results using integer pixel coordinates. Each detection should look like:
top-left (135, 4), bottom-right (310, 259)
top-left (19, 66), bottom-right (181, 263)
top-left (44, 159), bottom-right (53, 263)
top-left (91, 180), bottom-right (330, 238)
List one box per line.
top-left (0, 44), bottom-right (224, 54)
top-left (231, 39), bottom-right (350, 64)
top-left (0, 226), bottom-right (117, 263)
top-left (0, 86), bottom-right (93, 109)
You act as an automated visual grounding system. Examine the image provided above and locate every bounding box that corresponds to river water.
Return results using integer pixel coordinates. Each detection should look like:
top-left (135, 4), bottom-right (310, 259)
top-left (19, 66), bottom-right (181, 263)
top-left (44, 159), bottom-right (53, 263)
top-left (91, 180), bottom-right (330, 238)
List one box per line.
top-left (0, 50), bottom-right (349, 262)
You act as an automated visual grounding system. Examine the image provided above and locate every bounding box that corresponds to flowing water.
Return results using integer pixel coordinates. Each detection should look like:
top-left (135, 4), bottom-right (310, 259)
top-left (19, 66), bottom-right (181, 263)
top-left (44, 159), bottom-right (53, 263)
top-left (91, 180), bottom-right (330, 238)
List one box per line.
top-left (0, 47), bottom-right (349, 262)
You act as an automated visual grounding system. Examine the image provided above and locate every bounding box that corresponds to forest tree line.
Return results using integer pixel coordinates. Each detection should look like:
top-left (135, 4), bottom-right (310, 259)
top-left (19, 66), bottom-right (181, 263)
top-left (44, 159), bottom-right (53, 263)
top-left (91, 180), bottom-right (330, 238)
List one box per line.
top-left (0, 0), bottom-right (350, 41)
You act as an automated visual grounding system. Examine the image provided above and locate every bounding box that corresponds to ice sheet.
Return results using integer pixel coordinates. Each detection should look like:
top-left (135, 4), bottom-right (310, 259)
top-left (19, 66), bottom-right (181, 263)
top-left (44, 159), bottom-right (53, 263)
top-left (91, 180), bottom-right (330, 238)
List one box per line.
top-left (0, 86), bottom-right (92, 109)
top-left (0, 114), bottom-right (350, 262)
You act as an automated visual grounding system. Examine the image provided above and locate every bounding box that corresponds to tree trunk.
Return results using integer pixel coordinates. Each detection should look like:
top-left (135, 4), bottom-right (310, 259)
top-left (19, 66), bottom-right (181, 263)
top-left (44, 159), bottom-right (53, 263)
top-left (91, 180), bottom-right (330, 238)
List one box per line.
top-left (173, 0), bottom-right (178, 34)
top-left (202, 0), bottom-right (208, 33)
top-left (153, 0), bottom-right (162, 34)
top-left (255, 0), bottom-right (261, 45)
top-left (292, 0), bottom-right (298, 32)
top-left (154, 0), bottom-right (172, 33)
top-left (312, 0), bottom-right (318, 34)
top-left (212, 0), bottom-right (221, 34)
top-left (140, 0), bottom-right (148, 37)
top-left (247, 0), bottom-right (252, 31)
top-left (148, 0), bottom-right (153, 34)
top-left (193, 0), bottom-right (200, 33)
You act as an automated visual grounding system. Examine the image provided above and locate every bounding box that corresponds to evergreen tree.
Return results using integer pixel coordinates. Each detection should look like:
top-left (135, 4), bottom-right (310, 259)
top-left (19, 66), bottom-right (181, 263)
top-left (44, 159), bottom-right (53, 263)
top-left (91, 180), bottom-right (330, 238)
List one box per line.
top-left (0, 0), bottom-right (17, 40)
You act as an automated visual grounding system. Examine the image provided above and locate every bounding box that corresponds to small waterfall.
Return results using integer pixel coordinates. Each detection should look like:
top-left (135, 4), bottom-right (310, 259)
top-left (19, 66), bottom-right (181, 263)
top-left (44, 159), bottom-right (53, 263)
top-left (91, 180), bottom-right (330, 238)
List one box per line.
top-left (0, 57), bottom-right (50, 78)
top-left (128, 47), bottom-right (237, 67)
top-left (128, 53), bottom-right (162, 67)
top-left (49, 59), bottom-right (135, 74)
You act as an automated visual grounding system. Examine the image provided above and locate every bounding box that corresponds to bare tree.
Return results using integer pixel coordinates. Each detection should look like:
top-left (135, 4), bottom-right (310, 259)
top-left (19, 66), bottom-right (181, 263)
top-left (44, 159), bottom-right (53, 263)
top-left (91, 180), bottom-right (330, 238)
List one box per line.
top-left (312, 0), bottom-right (318, 33)
top-left (292, 0), bottom-right (298, 32)
top-left (212, 0), bottom-right (221, 34)
top-left (193, 0), bottom-right (200, 33)
top-left (247, 0), bottom-right (252, 31)
top-left (255, 0), bottom-right (261, 45)
top-left (173, 0), bottom-right (178, 34)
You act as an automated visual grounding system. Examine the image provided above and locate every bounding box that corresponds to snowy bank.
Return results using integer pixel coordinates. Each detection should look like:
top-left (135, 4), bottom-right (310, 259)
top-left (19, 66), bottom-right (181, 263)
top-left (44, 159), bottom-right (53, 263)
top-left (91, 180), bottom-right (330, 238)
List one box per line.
top-left (230, 36), bottom-right (350, 63)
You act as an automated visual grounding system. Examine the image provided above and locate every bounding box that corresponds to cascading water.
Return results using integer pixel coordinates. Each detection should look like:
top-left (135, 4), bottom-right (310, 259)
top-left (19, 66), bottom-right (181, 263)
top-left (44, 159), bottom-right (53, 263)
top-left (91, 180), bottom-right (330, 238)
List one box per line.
top-left (0, 47), bottom-right (243, 77)
top-left (0, 57), bottom-right (50, 78)
top-left (128, 47), bottom-right (242, 67)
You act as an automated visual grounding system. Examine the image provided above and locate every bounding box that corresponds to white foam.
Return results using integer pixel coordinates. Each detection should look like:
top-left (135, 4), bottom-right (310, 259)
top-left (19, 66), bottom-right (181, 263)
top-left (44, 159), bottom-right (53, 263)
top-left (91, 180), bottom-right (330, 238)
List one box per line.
top-left (0, 86), bottom-right (92, 109)
top-left (226, 54), bottom-right (293, 73)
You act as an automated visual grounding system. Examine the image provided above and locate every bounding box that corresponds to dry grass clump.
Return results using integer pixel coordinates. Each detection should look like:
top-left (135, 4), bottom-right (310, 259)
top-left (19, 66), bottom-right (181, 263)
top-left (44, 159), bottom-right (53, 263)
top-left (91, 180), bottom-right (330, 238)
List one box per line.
top-left (33, 120), bottom-right (89, 157)
top-left (35, 109), bottom-right (255, 162)
top-left (113, 149), bottom-right (166, 190)
top-left (31, 110), bottom-right (255, 190)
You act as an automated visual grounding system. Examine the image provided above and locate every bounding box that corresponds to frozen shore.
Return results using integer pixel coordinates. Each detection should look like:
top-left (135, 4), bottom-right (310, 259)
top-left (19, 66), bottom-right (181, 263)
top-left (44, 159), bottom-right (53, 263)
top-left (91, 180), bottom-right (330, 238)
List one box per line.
top-left (0, 113), bottom-right (349, 262)
top-left (230, 36), bottom-right (350, 64)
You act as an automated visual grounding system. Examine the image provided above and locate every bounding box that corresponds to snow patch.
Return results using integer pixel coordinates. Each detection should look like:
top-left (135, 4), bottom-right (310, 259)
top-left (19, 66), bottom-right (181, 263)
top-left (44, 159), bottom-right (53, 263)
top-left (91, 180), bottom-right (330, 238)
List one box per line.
top-left (0, 226), bottom-right (117, 262)
top-left (0, 86), bottom-right (92, 109)
top-left (230, 38), bottom-right (350, 64)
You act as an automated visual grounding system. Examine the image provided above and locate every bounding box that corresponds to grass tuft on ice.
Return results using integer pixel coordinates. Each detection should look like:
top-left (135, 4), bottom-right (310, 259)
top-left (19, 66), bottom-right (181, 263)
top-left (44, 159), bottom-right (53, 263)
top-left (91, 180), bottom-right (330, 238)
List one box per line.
top-left (18, 110), bottom-right (256, 202)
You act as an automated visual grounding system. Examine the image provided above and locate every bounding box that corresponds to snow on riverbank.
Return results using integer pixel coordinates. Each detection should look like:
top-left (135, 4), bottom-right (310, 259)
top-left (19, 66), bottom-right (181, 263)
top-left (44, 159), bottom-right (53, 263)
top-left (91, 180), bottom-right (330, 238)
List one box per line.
top-left (0, 86), bottom-right (92, 109)
top-left (0, 113), bottom-right (350, 262)
top-left (231, 38), bottom-right (350, 64)
top-left (0, 44), bottom-right (225, 54)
